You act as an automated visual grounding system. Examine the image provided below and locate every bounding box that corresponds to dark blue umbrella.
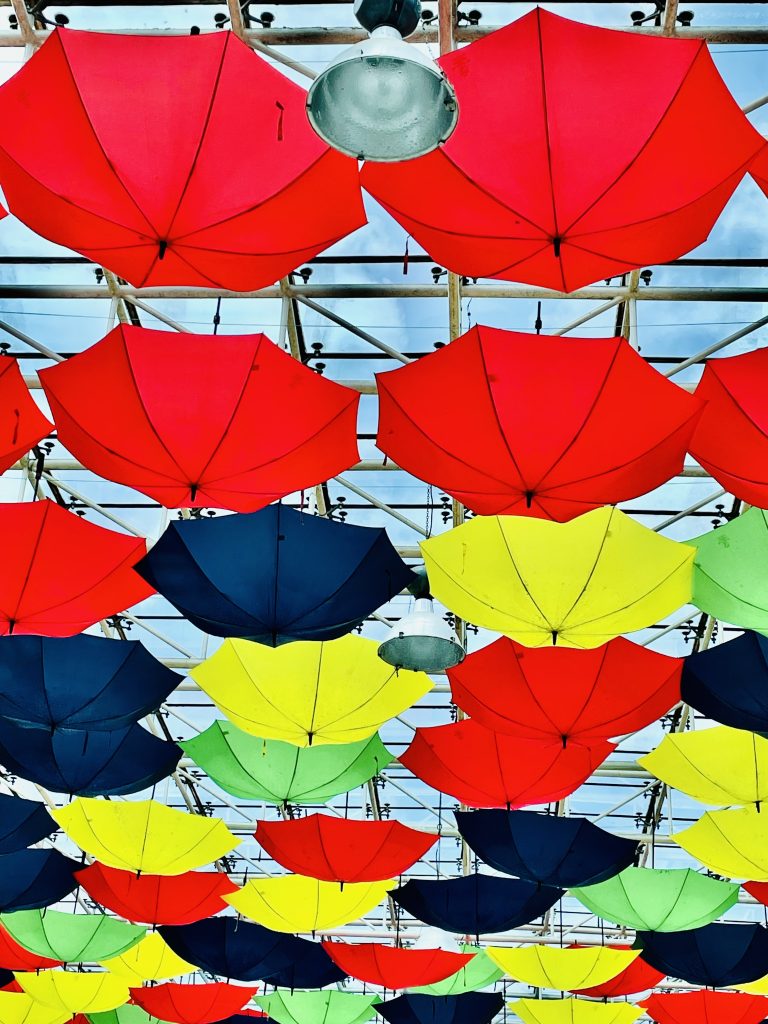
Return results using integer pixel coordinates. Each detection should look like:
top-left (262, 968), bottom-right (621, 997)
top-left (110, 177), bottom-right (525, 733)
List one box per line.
top-left (392, 874), bottom-right (562, 934)
top-left (0, 794), bottom-right (55, 853)
top-left (377, 993), bottom-right (504, 1024)
top-left (262, 936), bottom-right (348, 988)
top-left (455, 810), bottom-right (638, 887)
top-left (682, 632), bottom-right (768, 733)
top-left (0, 848), bottom-right (80, 911)
top-left (135, 504), bottom-right (415, 646)
top-left (160, 918), bottom-right (301, 983)
top-left (636, 923), bottom-right (768, 987)
top-left (0, 720), bottom-right (181, 796)
top-left (0, 634), bottom-right (180, 730)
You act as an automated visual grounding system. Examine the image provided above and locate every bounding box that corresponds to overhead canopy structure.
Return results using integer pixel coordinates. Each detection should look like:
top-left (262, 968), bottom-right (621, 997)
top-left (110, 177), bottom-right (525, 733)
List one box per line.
top-left (321, 944), bottom-right (474, 989)
top-left (674, 807), bottom-right (768, 879)
top-left (129, 983), bottom-right (258, 1024)
top-left (0, 359), bottom-right (51, 475)
top-left (375, 993), bottom-right (504, 1024)
top-left (636, 923), bottom-right (768, 986)
top-left (486, 945), bottom-right (639, 989)
top-left (692, 509), bottom-right (768, 632)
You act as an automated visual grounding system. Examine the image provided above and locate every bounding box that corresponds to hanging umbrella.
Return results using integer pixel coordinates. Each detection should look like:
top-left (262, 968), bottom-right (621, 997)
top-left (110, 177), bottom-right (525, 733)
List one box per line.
top-left (320, 945), bottom-right (474, 989)
top-left (89, 1007), bottom-right (167, 1024)
top-left (136, 505), bottom-right (414, 646)
top-left (0, 925), bottom-right (61, 971)
top-left (692, 509), bottom-right (768, 632)
top-left (486, 946), bottom-right (639, 989)
top-left (448, 636), bottom-right (681, 742)
top-left (738, 974), bottom-right (768, 995)
top-left (182, 723), bottom-right (393, 804)
top-left (2, 909), bottom-right (145, 963)
top-left (0, 501), bottom-right (152, 637)
top-left (255, 991), bottom-right (380, 1024)
top-left (0, 358), bottom-right (51, 475)
top-left (0, 796), bottom-right (54, 854)
top-left (570, 867), bottom-right (739, 931)
top-left (0, 991), bottom-right (70, 1024)
top-left (376, 328), bottom-right (701, 521)
top-left (681, 632), bottom-right (768, 733)
top-left (638, 726), bottom-right (768, 807)
top-left (224, 876), bottom-right (394, 933)
top-left (635, 922), bottom-right (768, 986)
top-left (15, 971), bottom-right (129, 1015)
top-left (674, 807), bottom-right (768, 880)
top-left (376, 993), bottom-right (503, 1024)
top-left (52, 798), bottom-right (239, 875)
top-left (744, 881), bottom-right (768, 907)
top-left (0, 720), bottom-right (181, 796)
top-left (391, 875), bottom-right (562, 934)
top-left (41, 326), bottom-right (360, 513)
top-left (413, 947), bottom-right (502, 997)
top-left (401, 719), bottom-right (613, 808)
top-left (421, 507), bottom-right (694, 649)
top-left (643, 990), bottom-right (768, 1024)
top-left (0, 30), bottom-right (364, 291)
top-left (253, 815), bottom-right (436, 883)
top-left (569, 945), bottom-right (664, 997)
top-left (513, 1000), bottom-right (641, 1024)
top-left (455, 810), bottom-right (638, 887)
top-left (361, 9), bottom-right (762, 293)
top-left (130, 983), bottom-right (258, 1024)
top-left (261, 936), bottom-right (349, 989)
top-left (0, 850), bottom-right (80, 913)
top-left (100, 933), bottom-right (195, 984)
top-left (76, 863), bottom-right (239, 925)
top-left (0, 634), bottom-right (179, 731)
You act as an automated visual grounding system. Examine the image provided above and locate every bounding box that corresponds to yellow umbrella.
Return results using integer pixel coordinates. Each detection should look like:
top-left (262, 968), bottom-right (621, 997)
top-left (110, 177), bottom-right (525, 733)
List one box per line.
top-left (51, 799), bottom-right (238, 875)
top-left (421, 508), bottom-right (694, 649)
top-left (513, 1000), bottom-right (642, 1024)
top-left (639, 727), bottom-right (768, 807)
top-left (15, 971), bottom-right (129, 1014)
top-left (674, 807), bottom-right (768, 880)
top-left (100, 932), bottom-right (195, 983)
top-left (736, 976), bottom-right (768, 995)
top-left (191, 634), bottom-right (432, 746)
top-left (487, 945), bottom-right (639, 989)
top-left (0, 992), bottom-right (71, 1024)
top-left (224, 875), bottom-right (394, 932)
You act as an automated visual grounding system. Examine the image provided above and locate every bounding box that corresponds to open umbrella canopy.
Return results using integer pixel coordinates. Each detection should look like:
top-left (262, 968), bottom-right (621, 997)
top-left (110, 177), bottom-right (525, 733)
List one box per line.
top-left (681, 632), bottom-right (768, 732)
top-left (0, 796), bottom-right (54, 854)
top-left (89, 1006), bottom-right (168, 1024)
top-left (638, 726), bottom-right (768, 807)
top-left (52, 798), bottom-right (239, 875)
top-left (512, 1000), bottom-right (641, 1024)
top-left (100, 933), bottom-right (195, 984)
top-left (0, 30), bottom-right (364, 291)
top-left (192, 635), bottom-right (431, 746)
top-left (738, 973), bottom-right (768, 995)
top-left (41, 326), bottom-right (360, 512)
top-left (0, 635), bottom-right (179, 731)
top-left (320, 945), bottom-right (474, 989)
top-left (570, 867), bottom-right (739, 931)
top-left (130, 983), bottom-right (258, 1024)
top-left (224, 876), bottom-right (394, 933)
top-left (376, 328), bottom-right (700, 521)
top-left (413, 947), bottom-right (503, 997)
top-left (691, 509), bottom-right (768, 632)
top-left (136, 505), bottom-right (413, 646)
top-left (15, 972), bottom-right (130, 1015)
top-left (0, 720), bottom-right (181, 796)
top-left (569, 945), bottom-right (664, 997)
top-left (401, 719), bottom-right (613, 808)
top-left (0, 501), bottom-right (152, 637)
top-left (643, 990), bottom-right (768, 1024)
top-left (744, 881), bottom-right (768, 908)
top-left (0, 358), bottom-right (51, 475)
top-left (0, 850), bottom-right (80, 913)
top-left (391, 875), bottom-right (563, 935)
top-left (183, 723), bottom-right (393, 804)
top-left (376, 993), bottom-right (503, 1024)
top-left (262, 936), bottom-right (349, 989)
top-left (448, 636), bottom-right (681, 742)
top-left (0, 925), bottom-right (62, 971)
top-left (254, 815), bottom-right (436, 883)
top-left (76, 864), bottom-right (239, 925)
top-left (635, 923), bottom-right (768, 987)
top-left (674, 807), bottom-right (768, 880)
top-left (455, 810), bottom-right (638, 887)
top-left (0, 991), bottom-right (70, 1024)
top-left (421, 508), bottom-right (694, 648)
top-left (255, 991), bottom-right (380, 1024)
top-left (486, 945), bottom-right (639, 989)
top-left (2, 910), bottom-right (145, 964)
top-left (361, 9), bottom-right (761, 293)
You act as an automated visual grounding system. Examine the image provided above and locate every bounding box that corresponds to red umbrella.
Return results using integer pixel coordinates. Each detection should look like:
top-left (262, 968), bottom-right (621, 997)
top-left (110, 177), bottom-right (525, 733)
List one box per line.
top-left (400, 720), bottom-right (613, 808)
top-left (0, 30), bottom-right (364, 291)
top-left (643, 991), bottom-right (768, 1024)
top-left (41, 326), bottom-right (360, 512)
top-left (76, 863), bottom-right (239, 925)
top-left (742, 881), bottom-right (768, 906)
top-left (254, 815), bottom-right (437, 883)
top-left (569, 944), bottom-right (665, 997)
top-left (362, 9), bottom-right (762, 293)
top-left (320, 943), bottom-right (473, 988)
top-left (751, 143), bottom-right (768, 196)
top-left (131, 983), bottom-right (258, 1024)
top-left (448, 637), bottom-right (681, 743)
top-left (0, 358), bottom-right (51, 473)
top-left (0, 923), bottom-right (62, 971)
top-left (376, 327), bottom-right (701, 521)
top-left (0, 500), bottom-right (152, 636)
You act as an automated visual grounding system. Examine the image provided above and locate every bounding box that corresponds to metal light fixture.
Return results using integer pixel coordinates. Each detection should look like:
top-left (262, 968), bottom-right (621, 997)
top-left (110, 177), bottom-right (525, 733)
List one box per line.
top-left (306, 0), bottom-right (459, 162)
top-left (378, 569), bottom-right (465, 673)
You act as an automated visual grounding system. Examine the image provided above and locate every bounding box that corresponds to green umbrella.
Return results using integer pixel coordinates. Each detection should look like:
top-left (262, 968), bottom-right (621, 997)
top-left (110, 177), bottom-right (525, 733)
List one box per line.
top-left (256, 990), bottom-right (380, 1024)
top-left (413, 946), bottom-right (503, 995)
top-left (693, 509), bottom-right (768, 632)
top-left (2, 909), bottom-right (145, 963)
top-left (182, 722), bottom-right (394, 804)
top-left (89, 1008), bottom-right (168, 1024)
top-left (570, 867), bottom-right (739, 932)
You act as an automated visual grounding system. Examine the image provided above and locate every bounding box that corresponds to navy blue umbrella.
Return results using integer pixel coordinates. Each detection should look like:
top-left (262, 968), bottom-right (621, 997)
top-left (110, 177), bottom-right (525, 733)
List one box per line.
top-left (682, 632), bottom-right (768, 733)
top-left (160, 918), bottom-right (302, 983)
top-left (455, 810), bottom-right (638, 887)
top-left (392, 874), bottom-right (562, 934)
top-left (0, 794), bottom-right (55, 853)
top-left (262, 936), bottom-right (348, 988)
top-left (377, 993), bottom-right (504, 1024)
top-left (0, 634), bottom-right (180, 730)
top-left (0, 720), bottom-right (181, 796)
top-left (0, 848), bottom-right (80, 911)
top-left (636, 923), bottom-right (768, 987)
top-left (135, 504), bottom-right (414, 646)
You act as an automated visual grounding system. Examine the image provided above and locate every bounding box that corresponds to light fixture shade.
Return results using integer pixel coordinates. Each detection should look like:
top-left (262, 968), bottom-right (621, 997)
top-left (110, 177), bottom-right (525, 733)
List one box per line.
top-left (306, 27), bottom-right (459, 161)
top-left (378, 598), bottom-right (465, 672)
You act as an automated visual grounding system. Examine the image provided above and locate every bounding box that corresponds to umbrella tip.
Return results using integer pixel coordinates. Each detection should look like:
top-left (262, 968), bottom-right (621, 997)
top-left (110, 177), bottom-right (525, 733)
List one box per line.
top-left (551, 630), bottom-right (558, 645)
top-left (552, 236), bottom-right (562, 258)
top-left (190, 483), bottom-right (198, 501)
top-left (158, 239), bottom-right (168, 260)
top-left (524, 490), bottom-right (534, 509)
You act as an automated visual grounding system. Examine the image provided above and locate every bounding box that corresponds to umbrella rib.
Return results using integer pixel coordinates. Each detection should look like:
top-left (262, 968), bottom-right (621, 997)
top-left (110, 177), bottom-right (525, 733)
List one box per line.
top-left (535, 7), bottom-right (565, 281)
top-left (491, 517), bottom-right (554, 630)
top-left (474, 331), bottom-right (531, 488)
top-left (8, 504), bottom-right (49, 627)
top-left (701, 370), bottom-right (768, 444)
top-left (557, 509), bottom-right (615, 631)
top-left (692, 564), bottom-right (768, 616)
top-left (224, 642), bottom-right (310, 737)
